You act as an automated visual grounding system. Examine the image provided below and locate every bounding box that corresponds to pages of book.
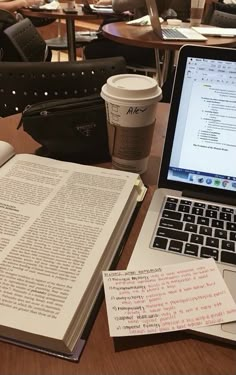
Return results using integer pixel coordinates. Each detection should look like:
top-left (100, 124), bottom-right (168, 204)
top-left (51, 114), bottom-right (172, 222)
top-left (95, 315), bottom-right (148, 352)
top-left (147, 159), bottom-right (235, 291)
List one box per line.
top-left (192, 27), bottom-right (236, 37)
top-left (0, 153), bottom-right (145, 356)
top-left (0, 140), bottom-right (15, 166)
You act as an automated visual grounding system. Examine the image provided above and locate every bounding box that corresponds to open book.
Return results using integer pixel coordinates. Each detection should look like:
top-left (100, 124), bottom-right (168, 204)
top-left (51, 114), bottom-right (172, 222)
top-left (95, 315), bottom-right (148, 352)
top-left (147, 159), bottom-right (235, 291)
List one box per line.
top-left (0, 141), bottom-right (146, 360)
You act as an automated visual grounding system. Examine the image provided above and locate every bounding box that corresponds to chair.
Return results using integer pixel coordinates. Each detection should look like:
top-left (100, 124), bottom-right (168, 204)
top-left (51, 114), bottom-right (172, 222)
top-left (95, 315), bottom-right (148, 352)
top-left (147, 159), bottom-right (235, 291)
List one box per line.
top-left (126, 64), bottom-right (159, 79)
top-left (0, 9), bottom-right (17, 32)
top-left (209, 9), bottom-right (236, 27)
top-left (0, 56), bottom-right (126, 117)
top-left (202, 0), bottom-right (236, 24)
top-left (2, 17), bottom-right (49, 62)
top-left (0, 56), bottom-right (126, 161)
top-left (0, 9), bottom-right (18, 61)
top-left (14, 13), bottom-right (97, 61)
top-left (45, 29), bottom-right (99, 60)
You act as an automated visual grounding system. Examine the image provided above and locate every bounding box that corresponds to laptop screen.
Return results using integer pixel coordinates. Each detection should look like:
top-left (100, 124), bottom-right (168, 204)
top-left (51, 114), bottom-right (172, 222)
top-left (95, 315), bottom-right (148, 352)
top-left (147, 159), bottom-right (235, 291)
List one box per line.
top-left (166, 48), bottom-right (236, 193)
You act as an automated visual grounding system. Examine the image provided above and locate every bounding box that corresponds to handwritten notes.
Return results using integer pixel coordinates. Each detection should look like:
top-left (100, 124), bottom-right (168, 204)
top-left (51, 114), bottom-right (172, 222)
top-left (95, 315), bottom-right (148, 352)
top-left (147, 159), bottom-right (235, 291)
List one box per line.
top-left (103, 259), bottom-right (236, 337)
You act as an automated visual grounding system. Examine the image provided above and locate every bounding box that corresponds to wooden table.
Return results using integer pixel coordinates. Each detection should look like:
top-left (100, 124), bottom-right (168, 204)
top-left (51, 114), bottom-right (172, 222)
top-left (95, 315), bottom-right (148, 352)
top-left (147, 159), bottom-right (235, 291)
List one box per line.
top-left (102, 21), bottom-right (236, 85)
top-left (0, 103), bottom-right (235, 374)
top-left (20, 4), bottom-right (100, 61)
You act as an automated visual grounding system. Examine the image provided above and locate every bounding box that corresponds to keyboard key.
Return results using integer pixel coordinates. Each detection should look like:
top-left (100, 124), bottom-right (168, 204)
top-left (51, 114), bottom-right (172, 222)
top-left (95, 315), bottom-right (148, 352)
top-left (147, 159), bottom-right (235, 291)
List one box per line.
top-left (164, 202), bottom-right (177, 210)
top-left (183, 214), bottom-right (195, 223)
top-left (156, 227), bottom-right (189, 242)
top-left (222, 240), bottom-right (235, 252)
top-left (169, 240), bottom-right (183, 253)
top-left (211, 219), bottom-right (224, 229)
top-left (208, 205), bottom-right (220, 211)
top-left (222, 207), bottom-right (233, 213)
top-left (227, 222), bottom-right (236, 231)
top-left (220, 212), bottom-right (231, 221)
top-left (221, 251), bottom-right (236, 265)
top-left (194, 202), bottom-right (206, 208)
top-left (206, 209), bottom-right (218, 218)
top-left (184, 223), bottom-right (197, 233)
top-left (200, 247), bottom-right (219, 261)
top-left (190, 233), bottom-right (204, 245)
top-left (180, 199), bottom-right (192, 205)
top-left (153, 236), bottom-right (168, 250)
top-left (178, 204), bottom-right (190, 213)
top-left (184, 243), bottom-right (199, 256)
top-left (192, 207), bottom-right (204, 216)
top-left (230, 232), bottom-right (236, 241)
top-left (214, 228), bottom-right (227, 239)
top-left (160, 218), bottom-right (183, 230)
top-left (206, 237), bottom-right (219, 248)
top-left (166, 197), bottom-right (178, 203)
top-left (197, 216), bottom-right (210, 226)
top-left (162, 210), bottom-right (182, 221)
top-left (200, 226), bottom-right (212, 236)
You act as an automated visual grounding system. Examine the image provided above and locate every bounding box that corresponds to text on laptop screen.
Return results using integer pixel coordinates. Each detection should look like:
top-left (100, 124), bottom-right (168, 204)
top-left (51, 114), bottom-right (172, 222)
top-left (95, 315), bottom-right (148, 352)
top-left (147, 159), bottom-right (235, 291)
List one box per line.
top-left (168, 57), bottom-right (236, 192)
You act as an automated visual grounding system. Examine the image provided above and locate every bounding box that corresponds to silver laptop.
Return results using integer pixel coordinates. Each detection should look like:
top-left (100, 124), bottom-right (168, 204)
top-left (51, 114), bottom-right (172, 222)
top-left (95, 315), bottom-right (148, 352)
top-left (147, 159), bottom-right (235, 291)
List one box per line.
top-left (146, 0), bottom-right (207, 41)
top-left (128, 45), bottom-right (236, 345)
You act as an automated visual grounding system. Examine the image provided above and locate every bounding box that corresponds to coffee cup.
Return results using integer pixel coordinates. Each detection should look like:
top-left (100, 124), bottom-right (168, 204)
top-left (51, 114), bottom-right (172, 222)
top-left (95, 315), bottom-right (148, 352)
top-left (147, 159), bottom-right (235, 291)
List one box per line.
top-left (101, 74), bottom-right (162, 174)
top-left (190, 0), bottom-right (206, 27)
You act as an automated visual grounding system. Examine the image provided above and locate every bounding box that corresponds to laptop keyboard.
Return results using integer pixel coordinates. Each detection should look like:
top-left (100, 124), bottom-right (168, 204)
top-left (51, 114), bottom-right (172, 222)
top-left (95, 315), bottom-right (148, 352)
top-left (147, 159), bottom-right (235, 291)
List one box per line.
top-left (151, 196), bottom-right (236, 266)
top-left (162, 28), bottom-right (188, 39)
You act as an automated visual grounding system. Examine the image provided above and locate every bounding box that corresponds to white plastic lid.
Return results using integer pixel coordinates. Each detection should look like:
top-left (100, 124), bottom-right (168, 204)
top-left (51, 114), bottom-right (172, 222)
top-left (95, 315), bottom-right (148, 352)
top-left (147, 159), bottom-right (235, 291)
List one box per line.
top-left (101, 74), bottom-right (162, 105)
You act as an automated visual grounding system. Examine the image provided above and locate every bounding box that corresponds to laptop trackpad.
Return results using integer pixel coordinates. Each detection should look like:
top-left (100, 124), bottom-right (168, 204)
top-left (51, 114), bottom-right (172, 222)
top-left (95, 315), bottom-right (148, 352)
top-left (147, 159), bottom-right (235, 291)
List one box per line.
top-left (221, 269), bottom-right (236, 334)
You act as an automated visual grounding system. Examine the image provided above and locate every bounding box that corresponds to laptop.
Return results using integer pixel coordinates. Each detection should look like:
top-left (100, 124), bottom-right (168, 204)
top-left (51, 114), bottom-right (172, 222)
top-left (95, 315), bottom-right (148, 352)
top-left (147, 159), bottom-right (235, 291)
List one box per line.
top-left (146, 0), bottom-right (207, 41)
top-left (128, 44), bottom-right (236, 344)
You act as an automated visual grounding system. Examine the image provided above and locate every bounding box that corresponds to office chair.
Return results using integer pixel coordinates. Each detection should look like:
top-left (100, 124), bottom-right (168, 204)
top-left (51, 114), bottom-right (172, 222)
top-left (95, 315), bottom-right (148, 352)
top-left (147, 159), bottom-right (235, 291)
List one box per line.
top-left (2, 17), bottom-right (49, 62)
top-left (0, 56), bottom-right (126, 117)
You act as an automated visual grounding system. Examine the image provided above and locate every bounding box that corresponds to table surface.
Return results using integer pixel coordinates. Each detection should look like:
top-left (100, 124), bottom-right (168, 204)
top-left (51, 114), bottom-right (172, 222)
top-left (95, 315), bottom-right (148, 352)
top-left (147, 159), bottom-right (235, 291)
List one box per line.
top-left (0, 104), bottom-right (235, 375)
top-left (102, 21), bottom-right (236, 50)
top-left (20, 3), bottom-right (101, 20)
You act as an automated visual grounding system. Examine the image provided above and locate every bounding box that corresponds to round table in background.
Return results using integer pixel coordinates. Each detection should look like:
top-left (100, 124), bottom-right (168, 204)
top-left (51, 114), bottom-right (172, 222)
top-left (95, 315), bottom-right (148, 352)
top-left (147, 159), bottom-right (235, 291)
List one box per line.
top-left (102, 21), bottom-right (236, 85)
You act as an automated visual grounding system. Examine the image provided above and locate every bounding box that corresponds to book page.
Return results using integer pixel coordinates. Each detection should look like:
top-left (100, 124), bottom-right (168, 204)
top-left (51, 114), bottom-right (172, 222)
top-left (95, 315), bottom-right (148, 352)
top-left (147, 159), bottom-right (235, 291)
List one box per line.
top-left (192, 27), bottom-right (236, 36)
top-left (0, 154), bottom-right (140, 348)
top-left (103, 258), bottom-right (236, 337)
top-left (0, 140), bottom-right (15, 166)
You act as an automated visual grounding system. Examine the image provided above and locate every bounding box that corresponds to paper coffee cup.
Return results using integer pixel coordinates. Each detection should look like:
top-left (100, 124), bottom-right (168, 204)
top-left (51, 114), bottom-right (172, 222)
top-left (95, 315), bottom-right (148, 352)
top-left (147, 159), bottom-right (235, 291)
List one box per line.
top-left (190, 0), bottom-right (205, 26)
top-left (101, 74), bottom-right (162, 174)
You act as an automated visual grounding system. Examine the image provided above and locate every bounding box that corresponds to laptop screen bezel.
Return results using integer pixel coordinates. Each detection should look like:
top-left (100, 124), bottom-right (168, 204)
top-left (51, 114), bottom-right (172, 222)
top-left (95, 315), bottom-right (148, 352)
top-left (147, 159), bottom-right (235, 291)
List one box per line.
top-left (158, 44), bottom-right (236, 200)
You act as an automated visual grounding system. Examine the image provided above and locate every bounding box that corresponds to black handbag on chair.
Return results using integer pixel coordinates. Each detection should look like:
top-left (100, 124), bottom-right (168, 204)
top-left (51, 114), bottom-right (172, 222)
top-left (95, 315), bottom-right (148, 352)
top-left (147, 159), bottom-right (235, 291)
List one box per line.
top-left (19, 94), bottom-right (110, 163)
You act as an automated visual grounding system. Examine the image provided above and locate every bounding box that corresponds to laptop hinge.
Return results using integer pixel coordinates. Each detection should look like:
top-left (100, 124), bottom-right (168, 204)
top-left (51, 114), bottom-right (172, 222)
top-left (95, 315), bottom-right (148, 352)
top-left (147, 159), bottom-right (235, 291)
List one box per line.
top-left (183, 190), bottom-right (236, 206)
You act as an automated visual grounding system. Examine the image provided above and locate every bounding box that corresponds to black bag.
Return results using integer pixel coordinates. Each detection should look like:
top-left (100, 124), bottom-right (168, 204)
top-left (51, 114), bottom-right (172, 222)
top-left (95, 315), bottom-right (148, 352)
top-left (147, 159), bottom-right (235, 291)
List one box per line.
top-left (18, 94), bottom-right (110, 163)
